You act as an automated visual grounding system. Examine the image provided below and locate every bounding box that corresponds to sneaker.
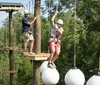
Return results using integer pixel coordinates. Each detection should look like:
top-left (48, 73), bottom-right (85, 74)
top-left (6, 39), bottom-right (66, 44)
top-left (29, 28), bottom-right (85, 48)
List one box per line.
top-left (51, 62), bottom-right (56, 68)
top-left (48, 63), bottom-right (54, 69)
top-left (29, 52), bottom-right (35, 55)
top-left (23, 52), bottom-right (28, 54)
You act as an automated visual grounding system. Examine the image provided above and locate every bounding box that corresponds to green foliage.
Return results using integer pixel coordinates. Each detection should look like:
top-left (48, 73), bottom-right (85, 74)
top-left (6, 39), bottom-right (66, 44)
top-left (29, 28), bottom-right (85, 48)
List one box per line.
top-left (0, 54), bottom-right (9, 85)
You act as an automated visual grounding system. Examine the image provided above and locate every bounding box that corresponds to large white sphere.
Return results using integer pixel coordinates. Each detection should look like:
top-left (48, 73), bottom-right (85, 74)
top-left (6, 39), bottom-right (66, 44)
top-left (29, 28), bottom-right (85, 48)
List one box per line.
top-left (40, 61), bottom-right (48, 73)
top-left (86, 75), bottom-right (100, 85)
top-left (65, 68), bottom-right (85, 85)
top-left (42, 68), bottom-right (60, 85)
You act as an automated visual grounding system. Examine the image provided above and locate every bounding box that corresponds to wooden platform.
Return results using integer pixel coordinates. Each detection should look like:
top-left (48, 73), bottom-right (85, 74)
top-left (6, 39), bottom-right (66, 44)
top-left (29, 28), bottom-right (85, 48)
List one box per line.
top-left (0, 2), bottom-right (23, 11)
top-left (4, 46), bottom-right (18, 51)
top-left (24, 53), bottom-right (50, 61)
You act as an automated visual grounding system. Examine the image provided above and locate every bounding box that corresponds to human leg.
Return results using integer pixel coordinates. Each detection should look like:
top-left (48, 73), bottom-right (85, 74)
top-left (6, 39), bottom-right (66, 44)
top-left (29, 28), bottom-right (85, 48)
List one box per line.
top-left (23, 32), bottom-right (29, 53)
top-left (24, 41), bottom-right (28, 52)
top-left (48, 42), bottom-right (56, 63)
top-left (52, 42), bottom-right (61, 63)
top-left (48, 42), bottom-right (56, 68)
top-left (29, 34), bottom-right (35, 54)
top-left (30, 40), bottom-right (34, 52)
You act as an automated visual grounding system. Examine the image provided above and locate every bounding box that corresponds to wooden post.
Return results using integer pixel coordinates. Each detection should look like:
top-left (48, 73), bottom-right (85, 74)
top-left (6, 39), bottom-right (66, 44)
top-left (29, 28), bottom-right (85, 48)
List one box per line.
top-left (34, 0), bottom-right (41, 53)
top-left (33, 0), bottom-right (41, 85)
top-left (9, 10), bottom-right (14, 85)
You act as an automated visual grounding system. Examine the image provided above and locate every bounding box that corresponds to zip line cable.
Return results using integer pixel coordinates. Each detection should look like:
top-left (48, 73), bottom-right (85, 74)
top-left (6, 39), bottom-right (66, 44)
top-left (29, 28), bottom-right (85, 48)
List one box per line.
top-left (19, 0), bottom-right (23, 3)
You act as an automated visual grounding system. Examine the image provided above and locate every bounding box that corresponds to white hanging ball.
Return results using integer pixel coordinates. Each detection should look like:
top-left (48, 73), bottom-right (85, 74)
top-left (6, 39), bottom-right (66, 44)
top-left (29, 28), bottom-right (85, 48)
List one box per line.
top-left (42, 68), bottom-right (60, 85)
top-left (40, 61), bottom-right (48, 73)
top-left (65, 68), bottom-right (85, 85)
top-left (86, 75), bottom-right (100, 85)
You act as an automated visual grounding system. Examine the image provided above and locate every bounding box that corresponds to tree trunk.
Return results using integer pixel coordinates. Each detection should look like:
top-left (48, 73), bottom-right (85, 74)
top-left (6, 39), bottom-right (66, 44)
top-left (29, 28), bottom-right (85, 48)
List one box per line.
top-left (33, 0), bottom-right (41, 85)
top-left (34, 0), bottom-right (41, 54)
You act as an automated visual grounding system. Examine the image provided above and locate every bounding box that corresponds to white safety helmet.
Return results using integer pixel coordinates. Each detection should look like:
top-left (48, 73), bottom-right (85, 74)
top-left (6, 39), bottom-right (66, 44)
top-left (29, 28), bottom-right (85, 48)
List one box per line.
top-left (24, 10), bottom-right (29, 14)
top-left (57, 19), bottom-right (63, 25)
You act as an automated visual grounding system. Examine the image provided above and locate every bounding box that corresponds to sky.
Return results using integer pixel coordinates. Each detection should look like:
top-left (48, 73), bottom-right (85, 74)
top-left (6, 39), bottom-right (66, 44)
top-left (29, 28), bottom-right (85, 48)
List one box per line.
top-left (0, 0), bottom-right (45, 27)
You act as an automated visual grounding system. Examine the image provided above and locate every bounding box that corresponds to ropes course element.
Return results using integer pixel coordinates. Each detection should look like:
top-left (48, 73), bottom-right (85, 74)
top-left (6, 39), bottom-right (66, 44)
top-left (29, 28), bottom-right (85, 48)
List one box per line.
top-left (29, 1), bottom-right (31, 13)
top-left (24, 0), bottom-right (34, 13)
top-left (47, 0), bottom-right (51, 56)
top-left (26, 4), bottom-right (28, 10)
top-left (55, 1), bottom-right (58, 21)
top-left (64, 0), bottom-right (85, 85)
top-left (56, 1), bottom-right (58, 12)
top-left (41, 1), bottom-right (60, 85)
top-left (86, 43), bottom-right (100, 85)
top-left (74, 0), bottom-right (77, 68)
top-left (19, 0), bottom-right (23, 3)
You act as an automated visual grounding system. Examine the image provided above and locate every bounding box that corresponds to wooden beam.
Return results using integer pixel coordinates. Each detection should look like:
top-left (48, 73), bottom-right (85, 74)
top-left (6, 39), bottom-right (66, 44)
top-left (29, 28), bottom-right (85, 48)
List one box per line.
top-left (0, 6), bottom-right (23, 11)
top-left (24, 53), bottom-right (50, 61)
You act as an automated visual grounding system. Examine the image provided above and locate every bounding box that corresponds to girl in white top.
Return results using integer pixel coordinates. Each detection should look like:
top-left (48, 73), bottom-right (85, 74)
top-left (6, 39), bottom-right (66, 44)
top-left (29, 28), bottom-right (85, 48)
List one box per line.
top-left (48, 12), bottom-right (64, 68)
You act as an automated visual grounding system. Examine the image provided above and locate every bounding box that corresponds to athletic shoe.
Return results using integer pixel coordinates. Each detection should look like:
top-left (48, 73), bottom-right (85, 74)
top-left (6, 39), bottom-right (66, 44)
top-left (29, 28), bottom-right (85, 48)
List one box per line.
top-left (51, 62), bottom-right (56, 68)
top-left (29, 52), bottom-right (35, 55)
top-left (23, 52), bottom-right (28, 54)
top-left (48, 63), bottom-right (54, 69)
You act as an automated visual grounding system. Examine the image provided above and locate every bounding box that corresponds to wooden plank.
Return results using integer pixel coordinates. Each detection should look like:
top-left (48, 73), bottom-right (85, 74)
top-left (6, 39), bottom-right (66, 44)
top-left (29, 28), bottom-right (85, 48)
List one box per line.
top-left (0, 6), bottom-right (23, 11)
top-left (4, 46), bottom-right (18, 51)
top-left (24, 53), bottom-right (50, 61)
top-left (8, 70), bottom-right (16, 73)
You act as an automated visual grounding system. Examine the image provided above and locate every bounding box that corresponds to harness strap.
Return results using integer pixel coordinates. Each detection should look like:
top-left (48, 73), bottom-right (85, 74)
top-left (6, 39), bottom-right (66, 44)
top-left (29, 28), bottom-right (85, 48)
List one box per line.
top-left (49, 37), bottom-right (61, 46)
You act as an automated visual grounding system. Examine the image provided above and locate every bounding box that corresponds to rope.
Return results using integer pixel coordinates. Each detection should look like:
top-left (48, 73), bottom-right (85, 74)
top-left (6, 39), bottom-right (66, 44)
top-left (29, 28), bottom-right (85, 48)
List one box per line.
top-left (74, 0), bottom-right (77, 68)
top-left (29, 1), bottom-right (31, 13)
top-left (47, 0), bottom-right (51, 55)
top-left (56, 2), bottom-right (58, 12)
top-left (55, 1), bottom-right (59, 22)
top-left (99, 57), bottom-right (100, 71)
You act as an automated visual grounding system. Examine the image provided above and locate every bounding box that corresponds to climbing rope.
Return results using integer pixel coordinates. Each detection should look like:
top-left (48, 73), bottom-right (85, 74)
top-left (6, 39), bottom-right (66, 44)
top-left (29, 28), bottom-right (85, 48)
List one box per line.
top-left (55, 1), bottom-right (59, 22)
top-left (74, 0), bottom-right (77, 68)
top-left (47, 0), bottom-right (51, 55)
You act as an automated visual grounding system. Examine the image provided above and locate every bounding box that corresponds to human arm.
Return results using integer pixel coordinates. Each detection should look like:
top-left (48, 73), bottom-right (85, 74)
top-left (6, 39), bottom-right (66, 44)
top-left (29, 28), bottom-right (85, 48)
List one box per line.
top-left (26, 17), bottom-right (37, 25)
top-left (55, 25), bottom-right (63, 35)
top-left (51, 12), bottom-right (58, 26)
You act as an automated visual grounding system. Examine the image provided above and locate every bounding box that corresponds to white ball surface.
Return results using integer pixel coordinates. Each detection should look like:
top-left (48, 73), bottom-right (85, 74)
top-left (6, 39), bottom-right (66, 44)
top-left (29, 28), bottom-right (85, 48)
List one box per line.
top-left (42, 68), bottom-right (60, 85)
top-left (40, 61), bottom-right (48, 73)
top-left (86, 75), bottom-right (100, 85)
top-left (65, 68), bottom-right (85, 85)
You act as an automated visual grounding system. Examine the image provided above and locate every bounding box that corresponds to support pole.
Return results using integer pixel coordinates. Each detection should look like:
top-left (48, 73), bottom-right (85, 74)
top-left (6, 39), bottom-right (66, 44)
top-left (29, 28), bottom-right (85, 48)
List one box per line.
top-left (34, 0), bottom-right (41, 52)
top-left (33, 0), bottom-right (41, 85)
top-left (9, 10), bottom-right (14, 85)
